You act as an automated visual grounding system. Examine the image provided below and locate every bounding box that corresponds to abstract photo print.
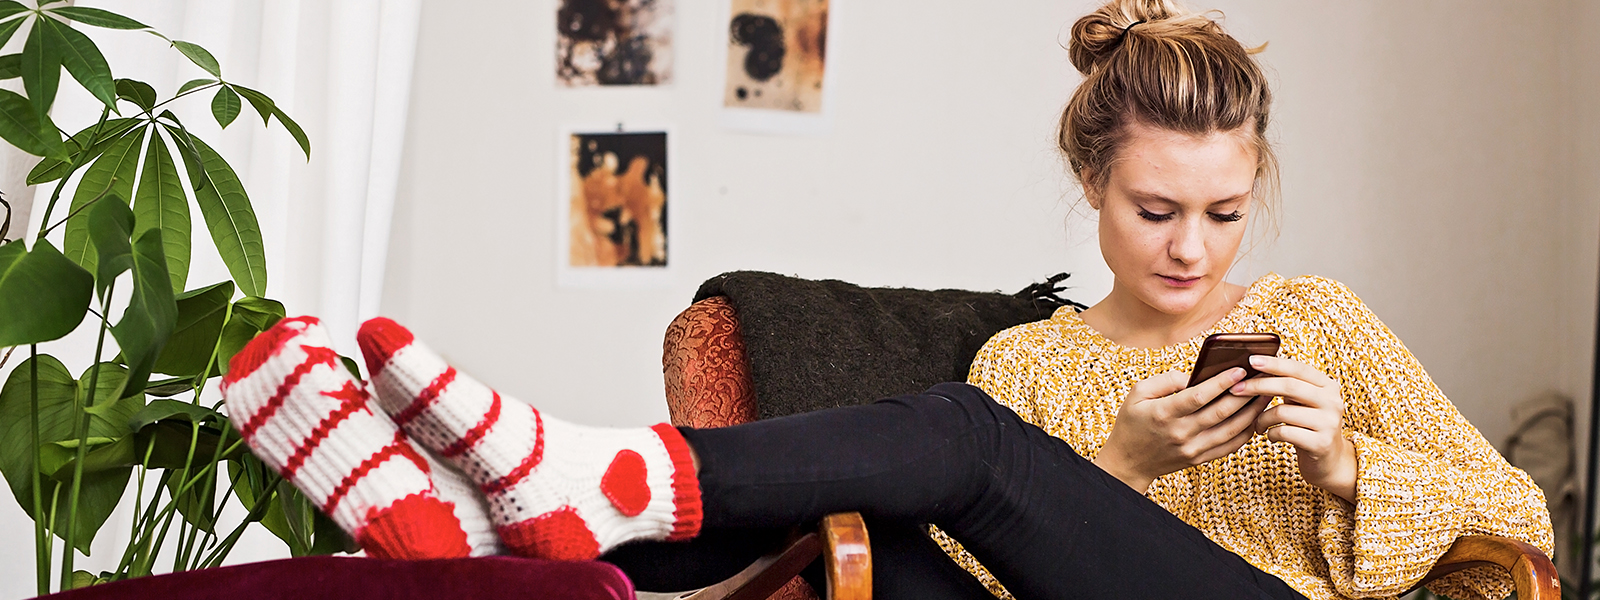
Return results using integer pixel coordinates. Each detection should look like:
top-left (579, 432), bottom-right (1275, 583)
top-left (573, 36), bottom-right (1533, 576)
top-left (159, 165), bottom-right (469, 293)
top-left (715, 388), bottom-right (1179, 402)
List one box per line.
top-left (566, 131), bottom-right (669, 270)
top-left (557, 0), bottom-right (674, 86)
top-left (723, 0), bottom-right (828, 112)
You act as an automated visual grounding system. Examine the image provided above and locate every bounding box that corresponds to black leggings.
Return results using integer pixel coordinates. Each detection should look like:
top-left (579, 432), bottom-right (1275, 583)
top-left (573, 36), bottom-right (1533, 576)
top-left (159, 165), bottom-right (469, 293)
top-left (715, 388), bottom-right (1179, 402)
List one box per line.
top-left (605, 383), bottom-right (1309, 600)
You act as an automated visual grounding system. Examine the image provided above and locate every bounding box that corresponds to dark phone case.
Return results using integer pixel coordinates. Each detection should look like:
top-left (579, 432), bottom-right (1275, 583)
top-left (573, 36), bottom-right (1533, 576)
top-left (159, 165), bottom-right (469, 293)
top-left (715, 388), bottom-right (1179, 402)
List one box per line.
top-left (1186, 333), bottom-right (1282, 388)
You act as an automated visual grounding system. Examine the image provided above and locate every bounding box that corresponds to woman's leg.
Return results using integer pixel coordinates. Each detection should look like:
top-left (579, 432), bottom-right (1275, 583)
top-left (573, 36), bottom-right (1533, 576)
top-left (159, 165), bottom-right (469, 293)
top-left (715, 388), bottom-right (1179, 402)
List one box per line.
top-left (342, 318), bottom-right (1303, 599)
top-left (684, 382), bottom-right (1307, 600)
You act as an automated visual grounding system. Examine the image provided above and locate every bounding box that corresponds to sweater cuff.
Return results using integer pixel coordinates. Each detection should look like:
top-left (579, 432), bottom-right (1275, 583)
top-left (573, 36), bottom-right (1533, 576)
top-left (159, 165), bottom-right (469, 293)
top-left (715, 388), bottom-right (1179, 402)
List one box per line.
top-left (1317, 431), bottom-right (1469, 597)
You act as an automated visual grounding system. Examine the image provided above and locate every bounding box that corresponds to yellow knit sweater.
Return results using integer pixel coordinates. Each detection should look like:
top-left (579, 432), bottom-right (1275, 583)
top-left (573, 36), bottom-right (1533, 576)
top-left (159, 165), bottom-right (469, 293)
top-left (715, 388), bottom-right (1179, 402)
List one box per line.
top-left (930, 273), bottom-right (1553, 600)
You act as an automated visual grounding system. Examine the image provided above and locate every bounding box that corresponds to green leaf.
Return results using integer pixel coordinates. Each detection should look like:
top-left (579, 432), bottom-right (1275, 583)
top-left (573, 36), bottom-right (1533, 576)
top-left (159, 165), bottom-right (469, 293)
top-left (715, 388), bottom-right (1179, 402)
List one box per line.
top-left (309, 508), bottom-right (357, 555)
top-left (129, 410), bottom-right (241, 470)
top-left (114, 78), bottom-right (156, 112)
top-left (62, 126), bottom-right (143, 273)
top-left (157, 118), bottom-right (206, 192)
top-left (211, 86), bottom-right (239, 129)
top-left (176, 78), bottom-right (214, 96)
top-left (230, 84), bottom-right (273, 127)
top-left (271, 105), bottom-right (310, 160)
top-left (22, 13), bottom-right (62, 117)
top-left (110, 228), bottom-right (177, 400)
top-left (0, 355), bottom-right (135, 554)
top-left (48, 7), bottom-right (151, 30)
top-left (141, 377), bottom-right (191, 398)
top-left (170, 40), bottom-right (219, 77)
top-left (0, 355), bottom-right (77, 504)
top-left (0, 87), bottom-right (66, 158)
top-left (38, 437), bottom-right (119, 479)
top-left (128, 399), bottom-right (222, 434)
top-left (0, 1), bottom-right (27, 21)
top-left (0, 240), bottom-right (92, 346)
top-left (213, 296), bottom-right (284, 376)
top-left (189, 137), bottom-right (266, 296)
top-left (75, 361), bottom-right (139, 421)
top-left (0, 53), bottom-right (18, 79)
top-left (230, 85), bottom-right (310, 160)
top-left (28, 116), bottom-right (140, 185)
top-left (152, 280), bottom-right (233, 377)
top-left (86, 194), bottom-right (134, 300)
top-left (42, 17), bottom-right (117, 110)
top-left (133, 130), bottom-right (190, 293)
top-left (0, 14), bottom-right (27, 55)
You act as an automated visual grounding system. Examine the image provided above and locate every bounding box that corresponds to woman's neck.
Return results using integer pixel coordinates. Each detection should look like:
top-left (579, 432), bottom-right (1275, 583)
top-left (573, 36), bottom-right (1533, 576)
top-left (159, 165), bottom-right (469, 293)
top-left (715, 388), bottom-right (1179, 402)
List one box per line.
top-left (1080, 280), bottom-right (1249, 349)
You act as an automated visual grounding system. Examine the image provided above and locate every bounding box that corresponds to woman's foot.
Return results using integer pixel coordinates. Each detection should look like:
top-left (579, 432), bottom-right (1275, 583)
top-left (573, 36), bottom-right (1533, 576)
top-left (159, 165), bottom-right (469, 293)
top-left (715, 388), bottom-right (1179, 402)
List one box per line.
top-left (221, 316), bottom-right (484, 559)
top-left (357, 317), bottom-right (702, 560)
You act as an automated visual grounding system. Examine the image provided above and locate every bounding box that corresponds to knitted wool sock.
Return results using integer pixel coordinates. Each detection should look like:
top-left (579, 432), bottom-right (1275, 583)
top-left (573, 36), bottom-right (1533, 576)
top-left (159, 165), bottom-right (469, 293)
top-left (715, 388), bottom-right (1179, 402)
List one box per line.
top-left (221, 316), bottom-right (473, 559)
top-left (419, 447), bottom-right (504, 556)
top-left (357, 317), bottom-right (702, 560)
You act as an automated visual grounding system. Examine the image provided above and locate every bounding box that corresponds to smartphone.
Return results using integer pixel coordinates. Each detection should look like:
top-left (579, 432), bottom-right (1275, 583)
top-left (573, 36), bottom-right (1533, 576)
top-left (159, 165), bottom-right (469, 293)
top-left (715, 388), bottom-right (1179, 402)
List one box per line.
top-left (1186, 333), bottom-right (1282, 388)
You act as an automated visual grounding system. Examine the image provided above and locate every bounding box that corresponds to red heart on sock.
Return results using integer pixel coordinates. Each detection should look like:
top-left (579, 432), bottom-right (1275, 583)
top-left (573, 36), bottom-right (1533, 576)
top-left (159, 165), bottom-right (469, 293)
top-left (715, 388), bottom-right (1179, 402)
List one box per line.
top-left (600, 450), bottom-right (651, 517)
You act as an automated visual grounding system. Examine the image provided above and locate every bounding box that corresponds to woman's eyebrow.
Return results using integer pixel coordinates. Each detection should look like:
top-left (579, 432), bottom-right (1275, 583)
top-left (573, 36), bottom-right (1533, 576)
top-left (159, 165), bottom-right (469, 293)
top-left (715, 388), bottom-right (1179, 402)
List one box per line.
top-left (1126, 190), bottom-right (1251, 207)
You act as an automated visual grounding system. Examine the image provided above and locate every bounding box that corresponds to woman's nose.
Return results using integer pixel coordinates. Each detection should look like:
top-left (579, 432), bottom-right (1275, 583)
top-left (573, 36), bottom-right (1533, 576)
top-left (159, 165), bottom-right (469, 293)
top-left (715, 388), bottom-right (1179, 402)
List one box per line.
top-left (1168, 219), bottom-right (1205, 265)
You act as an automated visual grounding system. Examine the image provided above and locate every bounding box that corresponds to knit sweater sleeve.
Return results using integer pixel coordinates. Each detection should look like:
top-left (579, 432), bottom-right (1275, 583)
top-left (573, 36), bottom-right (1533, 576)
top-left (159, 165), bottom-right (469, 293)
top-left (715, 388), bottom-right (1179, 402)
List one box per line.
top-left (1292, 278), bottom-right (1554, 600)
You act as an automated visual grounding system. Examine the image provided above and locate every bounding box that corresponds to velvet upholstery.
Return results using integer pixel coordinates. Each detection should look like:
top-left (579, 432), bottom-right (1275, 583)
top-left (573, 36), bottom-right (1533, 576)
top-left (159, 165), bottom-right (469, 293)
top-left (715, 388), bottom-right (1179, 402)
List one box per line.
top-left (40, 556), bottom-right (634, 600)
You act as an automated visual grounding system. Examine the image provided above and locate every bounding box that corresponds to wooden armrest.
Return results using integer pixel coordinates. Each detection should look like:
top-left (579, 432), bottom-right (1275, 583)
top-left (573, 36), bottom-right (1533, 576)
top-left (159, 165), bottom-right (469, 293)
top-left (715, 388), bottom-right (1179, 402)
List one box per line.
top-left (678, 512), bottom-right (872, 600)
top-left (1403, 535), bottom-right (1558, 599)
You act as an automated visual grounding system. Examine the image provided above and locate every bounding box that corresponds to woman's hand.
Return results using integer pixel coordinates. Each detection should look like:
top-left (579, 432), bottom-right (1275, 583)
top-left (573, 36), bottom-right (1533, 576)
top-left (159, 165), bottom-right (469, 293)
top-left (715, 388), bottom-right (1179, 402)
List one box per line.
top-left (1230, 355), bottom-right (1358, 504)
top-left (1094, 367), bottom-right (1270, 494)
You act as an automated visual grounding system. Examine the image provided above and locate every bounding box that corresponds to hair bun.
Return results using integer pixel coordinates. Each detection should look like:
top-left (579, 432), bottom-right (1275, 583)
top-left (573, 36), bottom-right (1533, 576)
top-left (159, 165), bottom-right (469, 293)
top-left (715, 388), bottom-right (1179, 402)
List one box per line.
top-left (1068, 0), bottom-right (1192, 76)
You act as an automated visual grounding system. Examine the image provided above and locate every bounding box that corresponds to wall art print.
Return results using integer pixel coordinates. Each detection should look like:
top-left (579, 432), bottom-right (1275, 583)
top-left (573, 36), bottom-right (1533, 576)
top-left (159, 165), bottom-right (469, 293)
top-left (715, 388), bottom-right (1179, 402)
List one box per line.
top-left (559, 128), bottom-right (672, 288)
top-left (557, 0), bottom-right (674, 86)
top-left (722, 0), bottom-right (828, 113)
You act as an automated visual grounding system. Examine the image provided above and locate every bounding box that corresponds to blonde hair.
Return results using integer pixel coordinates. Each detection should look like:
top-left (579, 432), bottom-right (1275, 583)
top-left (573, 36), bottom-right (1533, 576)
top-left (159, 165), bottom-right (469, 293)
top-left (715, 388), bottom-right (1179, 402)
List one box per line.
top-left (1060, 0), bottom-right (1279, 230)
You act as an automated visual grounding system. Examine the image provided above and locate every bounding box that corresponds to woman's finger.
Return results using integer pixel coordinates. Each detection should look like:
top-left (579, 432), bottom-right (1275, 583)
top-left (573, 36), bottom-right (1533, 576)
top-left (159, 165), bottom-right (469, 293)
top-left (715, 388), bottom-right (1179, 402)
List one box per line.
top-left (1133, 370), bottom-right (1191, 402)
top-left (1194, 394), bottom-right (1269, 450)
top-left (1265, 423), bottom-right (1320, 448)
top-left (1231, 376), bottom-right (1329, 408)
top-left (1247, 355), bottom-right (1334, 387)
top-left (1173, 367), bottom-right (1247, 416)
top-left (1254, 403), bottom-right (1335, 435)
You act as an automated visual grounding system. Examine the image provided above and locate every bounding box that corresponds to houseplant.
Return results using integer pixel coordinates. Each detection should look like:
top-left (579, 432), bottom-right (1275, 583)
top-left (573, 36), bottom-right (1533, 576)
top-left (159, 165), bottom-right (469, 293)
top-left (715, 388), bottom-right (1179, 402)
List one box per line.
top-left (0, 2), bottom-right (355, 595)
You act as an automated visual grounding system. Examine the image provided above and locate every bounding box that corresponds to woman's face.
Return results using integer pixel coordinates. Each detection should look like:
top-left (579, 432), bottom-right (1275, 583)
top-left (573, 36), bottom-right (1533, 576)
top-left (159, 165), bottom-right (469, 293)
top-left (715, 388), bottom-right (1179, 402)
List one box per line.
top-left (1089, 123), bottom-right (1257, 317)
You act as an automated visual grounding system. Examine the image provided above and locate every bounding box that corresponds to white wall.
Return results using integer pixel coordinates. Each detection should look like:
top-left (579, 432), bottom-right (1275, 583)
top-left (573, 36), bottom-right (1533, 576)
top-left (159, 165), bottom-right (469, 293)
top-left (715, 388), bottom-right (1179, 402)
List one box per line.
top-left (389, 0), bottom-right (1595, 455)
top-left (1, 1), bottom-right (1595, 598)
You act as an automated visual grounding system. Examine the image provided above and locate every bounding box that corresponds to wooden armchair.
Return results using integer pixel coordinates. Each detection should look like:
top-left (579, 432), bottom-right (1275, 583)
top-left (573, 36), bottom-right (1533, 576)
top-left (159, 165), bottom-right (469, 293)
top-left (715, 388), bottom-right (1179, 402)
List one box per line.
top-left (663, 295), bottom-right (1559, 600)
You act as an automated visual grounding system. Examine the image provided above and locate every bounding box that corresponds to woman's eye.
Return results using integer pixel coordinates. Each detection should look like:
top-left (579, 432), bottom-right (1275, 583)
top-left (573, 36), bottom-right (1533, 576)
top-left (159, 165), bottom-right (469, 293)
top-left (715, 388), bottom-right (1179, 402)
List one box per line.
top-left (1137, 209), bottom-right (1174, 222)
top-left (1209, 211), bottom-right (1245, 223)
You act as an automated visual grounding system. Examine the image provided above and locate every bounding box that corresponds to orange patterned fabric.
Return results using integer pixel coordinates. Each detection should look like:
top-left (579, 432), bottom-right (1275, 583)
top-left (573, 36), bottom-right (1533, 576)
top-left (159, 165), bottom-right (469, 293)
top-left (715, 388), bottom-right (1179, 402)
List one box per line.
top-left (662, 296), bottom-right (817, 600)
top-left (664, 296), bottom-right (758, 428)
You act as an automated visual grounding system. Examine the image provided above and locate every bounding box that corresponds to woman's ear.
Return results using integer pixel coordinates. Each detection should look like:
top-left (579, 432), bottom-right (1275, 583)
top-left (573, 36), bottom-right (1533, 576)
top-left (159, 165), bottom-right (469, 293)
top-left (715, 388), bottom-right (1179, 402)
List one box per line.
top-left (1082, 172), bottom-right (1104, 210)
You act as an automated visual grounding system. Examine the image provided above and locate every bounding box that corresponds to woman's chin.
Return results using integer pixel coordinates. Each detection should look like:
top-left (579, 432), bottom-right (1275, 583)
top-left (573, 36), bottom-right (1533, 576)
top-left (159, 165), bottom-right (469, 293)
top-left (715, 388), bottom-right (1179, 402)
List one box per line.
top-left (1139, 287), bottom-right (1207, 316)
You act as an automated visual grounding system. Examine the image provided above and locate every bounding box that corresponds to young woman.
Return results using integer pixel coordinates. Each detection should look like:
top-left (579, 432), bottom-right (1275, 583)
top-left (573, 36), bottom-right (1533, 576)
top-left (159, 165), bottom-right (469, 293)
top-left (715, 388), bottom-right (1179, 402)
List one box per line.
top-left (218, 1), bottom-right (1552, 599)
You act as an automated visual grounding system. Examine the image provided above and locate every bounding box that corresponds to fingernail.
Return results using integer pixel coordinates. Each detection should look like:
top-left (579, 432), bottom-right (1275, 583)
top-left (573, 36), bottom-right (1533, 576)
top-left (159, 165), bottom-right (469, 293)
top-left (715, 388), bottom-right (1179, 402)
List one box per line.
top-left (1230, 383), bottom-right (1245, 394)
top-left (1232, 367), bottom-right (1247, 380)
top-left (1249, 355), bottom-right (1266, 367)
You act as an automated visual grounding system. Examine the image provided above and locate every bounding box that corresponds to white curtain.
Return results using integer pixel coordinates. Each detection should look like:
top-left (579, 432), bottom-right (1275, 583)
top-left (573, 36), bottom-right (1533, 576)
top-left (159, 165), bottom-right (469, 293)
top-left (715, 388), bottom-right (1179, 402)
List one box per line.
top-left (0, 0), bottom-right (423, 591)
top-left (11, 0), bottom-right (421, 353)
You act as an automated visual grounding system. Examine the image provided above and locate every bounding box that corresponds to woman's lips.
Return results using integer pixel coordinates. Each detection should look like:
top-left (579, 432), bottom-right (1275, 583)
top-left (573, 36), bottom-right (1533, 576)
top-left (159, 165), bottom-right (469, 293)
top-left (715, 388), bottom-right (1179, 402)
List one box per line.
top-left (1159, 274), bottom-right (1202, 287)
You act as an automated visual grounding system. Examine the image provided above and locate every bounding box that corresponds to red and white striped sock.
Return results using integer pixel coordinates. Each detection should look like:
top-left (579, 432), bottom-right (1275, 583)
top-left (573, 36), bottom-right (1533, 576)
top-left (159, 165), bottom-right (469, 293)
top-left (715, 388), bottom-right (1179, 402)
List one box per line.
top-left (221, 316), bottom-right (477, 559)
top-left (357, 317), bottom-right (702, 560)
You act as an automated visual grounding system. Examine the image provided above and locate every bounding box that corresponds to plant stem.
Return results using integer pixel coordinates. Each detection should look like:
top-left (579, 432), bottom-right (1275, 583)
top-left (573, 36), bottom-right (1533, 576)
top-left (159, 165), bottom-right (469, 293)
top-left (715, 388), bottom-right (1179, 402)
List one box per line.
top-left (30, 345), bottom-right (45, 596)
top-left (39, 176), bottom-right (120, 238)
top-left (60, 281), bottom-right (115, 589)
top-left (44, 483), bottom-right (60, 585)
top-left (33, 107), bottom-right (111, 242)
